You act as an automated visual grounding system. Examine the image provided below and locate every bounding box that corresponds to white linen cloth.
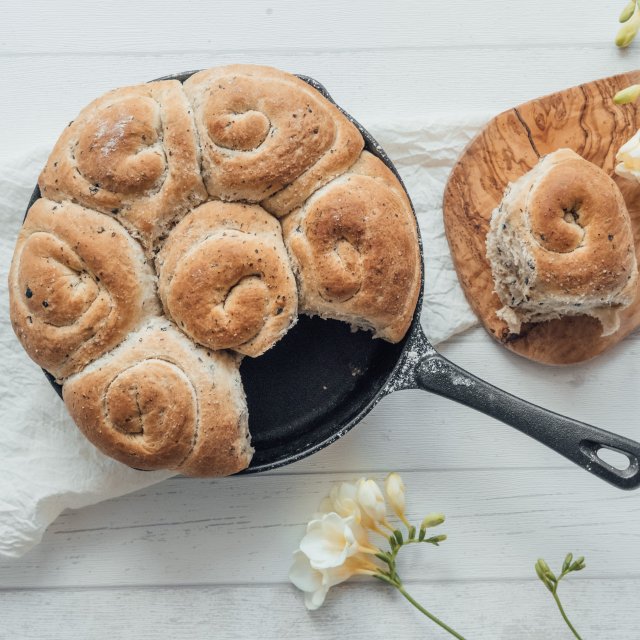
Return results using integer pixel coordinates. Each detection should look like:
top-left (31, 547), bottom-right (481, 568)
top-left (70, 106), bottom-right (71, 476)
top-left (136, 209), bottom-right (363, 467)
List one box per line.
top-left (0, 113), bottom-right (489, 558)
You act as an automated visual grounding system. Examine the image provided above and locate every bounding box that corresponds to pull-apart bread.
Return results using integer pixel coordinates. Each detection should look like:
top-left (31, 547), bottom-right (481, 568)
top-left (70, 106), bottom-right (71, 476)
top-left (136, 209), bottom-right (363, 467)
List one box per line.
top-left (9, 64), bottom-right (421, 476)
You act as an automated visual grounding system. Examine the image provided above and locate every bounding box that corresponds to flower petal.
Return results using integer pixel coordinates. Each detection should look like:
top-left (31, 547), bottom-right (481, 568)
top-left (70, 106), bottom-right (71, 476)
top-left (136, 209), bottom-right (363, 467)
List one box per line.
top-left (290, 551), bottom-right (322, 593)
top-left (385, 472), bottom-right (406, 520)
top-left (316, 497), bottom-right (334, 515)
top-left (357, 478), bottom-right (387, 523)
top-left (300, 513), bottom-right (358, 569)
top-left (304, 587), bottom-right (328, 610)
top-left (322, 563), bottom-right (356, 588)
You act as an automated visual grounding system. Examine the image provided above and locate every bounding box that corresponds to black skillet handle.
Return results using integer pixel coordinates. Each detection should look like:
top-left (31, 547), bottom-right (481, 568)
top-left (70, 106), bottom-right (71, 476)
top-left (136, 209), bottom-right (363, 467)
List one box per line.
top-left (413, 352), bottom-right (640, 490)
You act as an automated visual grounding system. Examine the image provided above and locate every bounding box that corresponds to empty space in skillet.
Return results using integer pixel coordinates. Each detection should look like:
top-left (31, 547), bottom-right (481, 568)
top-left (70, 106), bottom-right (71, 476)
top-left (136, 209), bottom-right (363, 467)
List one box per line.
top-left (35, 70), bottom-right (421, 473)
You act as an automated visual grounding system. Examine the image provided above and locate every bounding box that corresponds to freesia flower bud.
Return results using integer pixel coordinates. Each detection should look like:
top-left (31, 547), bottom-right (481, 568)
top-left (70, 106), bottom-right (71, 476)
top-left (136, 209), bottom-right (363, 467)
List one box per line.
top-left (420, 513), bottom-right (445, 530)
top-left (384, 472), bottom-right (409, 526)
top-left (614, 84), bottom-right (640, 104)
top-left (616, 12), bottom-right (640, 47)
top-left (535, 560), bottom-right (554, 592)
top-left (329, 482), bottom-right (361, 521)
top-left (536, 558), bottom-right (556, 582)
top-left (429, 534), bottom-right (447, 544)
top-left (357, 478), bottom-right (388, 525)
top-left (315, 496), bottom-right (334, 517)
top-left (620, 0), bottom-right (637, 23)
top-left (536, 558), bottom-right (550, 573)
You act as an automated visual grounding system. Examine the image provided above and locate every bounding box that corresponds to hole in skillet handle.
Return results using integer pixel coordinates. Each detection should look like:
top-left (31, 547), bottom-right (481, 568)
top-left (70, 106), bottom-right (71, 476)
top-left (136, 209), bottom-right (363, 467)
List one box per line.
top-left (582, 441), bottom-right (638, 476)
top-left (27, 70), bottom-right (425, 474)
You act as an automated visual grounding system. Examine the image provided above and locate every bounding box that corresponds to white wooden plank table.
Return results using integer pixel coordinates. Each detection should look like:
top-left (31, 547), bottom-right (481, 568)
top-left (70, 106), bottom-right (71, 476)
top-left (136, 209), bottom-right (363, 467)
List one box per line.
top-left (1, 2), bottom-right (640, 638)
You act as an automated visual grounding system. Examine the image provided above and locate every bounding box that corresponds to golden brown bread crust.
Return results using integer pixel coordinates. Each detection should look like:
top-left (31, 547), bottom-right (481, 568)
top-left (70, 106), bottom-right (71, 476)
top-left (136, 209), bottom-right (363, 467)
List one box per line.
top-left (443, 71), bottom-right (640, 365)
top-left (282, 151), bottom-right (421, 342)
top-left (8, 198), bottom-right (159, 380)
top-left (38, 80), bottom-right (207, 251)
top-left (486, 149), bottom-right (638, 336)
top-left (183, 65), bottom-right (364, 214)
top-left (62, 318), bottom-right (252, 477)
top-left (157, 201), bottom-right (297, 356)
top-left (9, 64), bottom-right (419, 476)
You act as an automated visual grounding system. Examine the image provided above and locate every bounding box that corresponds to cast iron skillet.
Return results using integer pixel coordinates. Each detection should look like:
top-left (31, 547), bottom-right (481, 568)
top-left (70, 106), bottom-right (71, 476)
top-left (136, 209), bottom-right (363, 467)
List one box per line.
top-left (29, 70), bottom-right (640, 489)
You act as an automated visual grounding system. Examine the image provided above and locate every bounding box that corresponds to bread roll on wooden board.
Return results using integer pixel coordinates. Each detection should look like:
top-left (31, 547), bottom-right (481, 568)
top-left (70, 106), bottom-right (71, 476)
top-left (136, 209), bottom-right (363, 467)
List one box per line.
top-left (443, 71), bottom-right (640, 365)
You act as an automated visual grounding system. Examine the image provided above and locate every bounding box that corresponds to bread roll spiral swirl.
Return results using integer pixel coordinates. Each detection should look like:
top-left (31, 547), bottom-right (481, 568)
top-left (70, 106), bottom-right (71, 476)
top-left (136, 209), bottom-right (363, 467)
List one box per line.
top-left (39, 80), bottom-right (207, 250)
top-left (157, 201), bottom-right (297, 356)
top-left (486, 149), bottom-right (638, 336)
top-left (63, 319), bottom-right (252, 476)
top-left (183, 65), bottom-right (363, 215)
top-left (9, 64), bottom-right (422, 476)
top-left (9, 199), bottom-right (159, 380)
top-left (282, 152), bottom-right (421, 342)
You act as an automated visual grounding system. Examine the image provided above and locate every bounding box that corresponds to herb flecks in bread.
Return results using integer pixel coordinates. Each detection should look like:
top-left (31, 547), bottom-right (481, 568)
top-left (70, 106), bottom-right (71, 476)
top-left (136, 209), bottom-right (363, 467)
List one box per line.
top-left (9, 64), bottom-right (420, 477)
top-left (282, 152), bottom-right (421, 343)
top-left (9, 199), bottom-right (160, 381)
top-left (157, 201), bottom-right (297, 356)
top-left (486, 149), bottom-right (638, 337)
top-left (63, 319), bottom-right (252, 477)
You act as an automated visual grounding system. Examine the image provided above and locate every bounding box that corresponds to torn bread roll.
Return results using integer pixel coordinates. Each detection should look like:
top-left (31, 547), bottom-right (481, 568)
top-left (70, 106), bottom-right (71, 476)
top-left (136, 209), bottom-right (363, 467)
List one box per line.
top-left (282, 151), bottom-right (421, 343)
top-left (486, 148), bottom-right (638, 336)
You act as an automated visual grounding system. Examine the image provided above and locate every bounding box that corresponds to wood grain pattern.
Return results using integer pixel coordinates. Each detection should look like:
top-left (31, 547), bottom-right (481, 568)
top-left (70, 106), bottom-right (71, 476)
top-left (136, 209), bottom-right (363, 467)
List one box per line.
top-left (2, 579), bottom-right (638, 640)
top-left (1, 468), bottom-right (639, 589)
top-left (444, 71), bottom-right (640, 364)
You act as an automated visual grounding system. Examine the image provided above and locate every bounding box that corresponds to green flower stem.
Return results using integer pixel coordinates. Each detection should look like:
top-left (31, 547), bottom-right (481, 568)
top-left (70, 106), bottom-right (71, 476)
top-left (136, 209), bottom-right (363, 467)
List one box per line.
top-left (396, 584), bottom-right (467, 640)
top-left (374, 536), bottom-right (466, 640)
top-left (535, 555), bottom-right (585, 640)
top-left (551, 587), bottom-right (583, 640)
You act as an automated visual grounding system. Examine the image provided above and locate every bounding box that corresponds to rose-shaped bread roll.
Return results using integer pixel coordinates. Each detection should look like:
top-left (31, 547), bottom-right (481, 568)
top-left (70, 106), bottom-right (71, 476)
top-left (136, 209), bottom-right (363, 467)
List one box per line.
top-left (39, 80), bottom-right (207, 250)
top-left (183, 64), bottom-right (364, 216)
top-left (157, 201), bottom-right (297, 356)
top-left (486, 148), bottom-right (638, 336)
top-left (282, 151), bottom-right (421, 343)
top-left (9, 199), bottom-right (159, 380)
top-left (63, 319), bottom-right (251, 476)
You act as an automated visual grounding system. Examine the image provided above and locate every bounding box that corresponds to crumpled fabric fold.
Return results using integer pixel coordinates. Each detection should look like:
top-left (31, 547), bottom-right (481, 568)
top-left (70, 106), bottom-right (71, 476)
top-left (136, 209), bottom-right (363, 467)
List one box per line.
top-left (0, 112), bottom-right (489, 558)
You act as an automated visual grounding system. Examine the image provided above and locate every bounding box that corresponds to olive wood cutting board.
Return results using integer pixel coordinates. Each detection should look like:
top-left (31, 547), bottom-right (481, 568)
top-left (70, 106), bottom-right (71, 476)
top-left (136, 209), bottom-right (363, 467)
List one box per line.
top-left (443, 70), bottom-right (640, 365)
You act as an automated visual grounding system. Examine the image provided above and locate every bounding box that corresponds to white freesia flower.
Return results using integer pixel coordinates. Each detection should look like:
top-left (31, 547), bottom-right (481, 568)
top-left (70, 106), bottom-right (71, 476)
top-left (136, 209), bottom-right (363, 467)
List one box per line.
top-left (290, 551), bottom-right (327, 609)
top-left (356, 478), bottom-right (388, 525)
top-left (313, 496), bottom-right (335, 519)
top-left (290, 475), bottom-right (460, 636)
top-left (329, 482), bottom-right (361, 520)
top-left (385, 472), bottom-right (409, 526)
top-left (300, 512), bottom-right (377, 569)
top-left (289, 551), bottom-right (375, 610)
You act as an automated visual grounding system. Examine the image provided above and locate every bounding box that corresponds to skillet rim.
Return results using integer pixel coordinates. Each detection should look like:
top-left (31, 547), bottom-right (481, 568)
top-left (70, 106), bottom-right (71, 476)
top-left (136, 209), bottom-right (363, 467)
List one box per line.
top-left (25, 68), bottom-right (426, 474)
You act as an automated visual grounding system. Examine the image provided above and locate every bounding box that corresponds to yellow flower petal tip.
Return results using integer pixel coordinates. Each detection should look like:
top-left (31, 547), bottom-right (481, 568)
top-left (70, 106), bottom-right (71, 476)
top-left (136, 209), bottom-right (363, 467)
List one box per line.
top-left (384, 473), bottom-right (407, 523)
